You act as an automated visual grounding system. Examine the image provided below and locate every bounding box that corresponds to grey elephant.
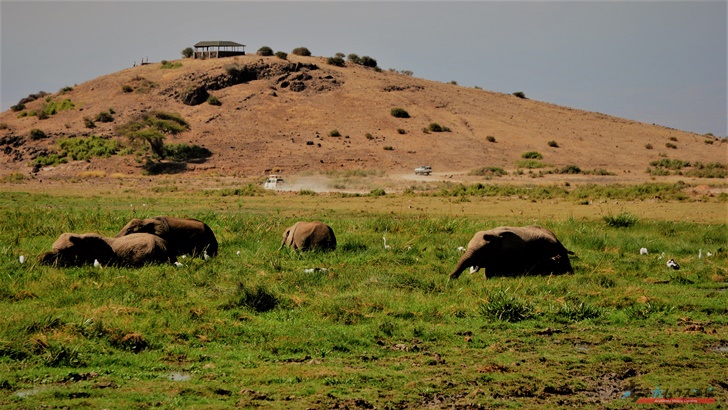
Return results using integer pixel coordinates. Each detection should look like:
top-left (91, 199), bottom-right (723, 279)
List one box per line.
top-left (116, 216), bottom-right (218, 257)
top-left (280, 221), bottom-right (337, 251)
top-left (450, 226), bottom-right (573, 279)
top-left (38, 232), bottom-right (176, 267)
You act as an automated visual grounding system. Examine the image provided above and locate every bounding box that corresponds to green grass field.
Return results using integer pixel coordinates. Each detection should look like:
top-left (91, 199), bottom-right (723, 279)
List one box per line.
top-left (0, 185), bottom-right (726, 409)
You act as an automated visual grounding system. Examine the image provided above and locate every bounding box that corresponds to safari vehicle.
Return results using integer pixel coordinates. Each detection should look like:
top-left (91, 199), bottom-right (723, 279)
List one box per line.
top-left (263, 175), bottom-right (285, 189)
top-left (415, 165), bottom-right (432, 175)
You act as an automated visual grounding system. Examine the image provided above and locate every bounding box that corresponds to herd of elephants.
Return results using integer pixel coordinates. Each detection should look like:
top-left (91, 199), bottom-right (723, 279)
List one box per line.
top-left (38, 216), bottom-right (575, 279)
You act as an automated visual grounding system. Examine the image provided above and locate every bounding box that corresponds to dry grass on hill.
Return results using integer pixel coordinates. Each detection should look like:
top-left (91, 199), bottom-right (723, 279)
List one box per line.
top-left (0, 54), bottom-right (725, 191)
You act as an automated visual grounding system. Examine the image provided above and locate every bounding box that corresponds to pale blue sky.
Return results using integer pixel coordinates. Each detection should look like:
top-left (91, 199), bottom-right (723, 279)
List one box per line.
top-left (2, 1), bottom-right (726, 136)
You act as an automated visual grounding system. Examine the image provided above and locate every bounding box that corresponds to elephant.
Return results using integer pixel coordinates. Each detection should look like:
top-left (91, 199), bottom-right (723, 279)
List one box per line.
top-left (280, 221), bottom-right (336, 251)
top-left (110, 233), bottom-right (177, 267)
top-left (38, 232), bottom-right (176, 267)
top-left (39, 233), bottom-right (117, 267)
top-left (449, 226), bottom-right (573, 279)
top-left (116, 216), bottom-right (218, 257)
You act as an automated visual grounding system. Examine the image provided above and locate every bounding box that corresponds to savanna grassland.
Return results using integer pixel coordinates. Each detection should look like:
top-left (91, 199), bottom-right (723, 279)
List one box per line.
top-left (0, 182), bottom-right (726, 409)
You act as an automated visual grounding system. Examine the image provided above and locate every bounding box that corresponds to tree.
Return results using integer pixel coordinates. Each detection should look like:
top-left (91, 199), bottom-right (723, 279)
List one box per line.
top-left (257, 46), bottom-right (274, 56)
top-left (181, 47), bottom-right (194, 58)
top-left (116, 111), bottom-right (190, 158)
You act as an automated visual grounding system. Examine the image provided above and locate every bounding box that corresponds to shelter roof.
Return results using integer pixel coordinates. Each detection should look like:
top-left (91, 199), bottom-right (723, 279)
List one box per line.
top-left (194, 41), bottom-right (245, 48)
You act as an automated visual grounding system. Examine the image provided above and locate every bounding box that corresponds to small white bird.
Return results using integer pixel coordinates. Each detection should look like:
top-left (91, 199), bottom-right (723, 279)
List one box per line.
top-left (667, 259), bottom-right (680, 270)
top-left (383, 236), bottom-right (391, 250)
top-left (707, 252), bottom-right (713, 257)
top-left (457, 246), bottom-right (466, 252)
top-left (203, 251), bottom-right (210, 260)
top-left (699, 249), bottom-right (703, 259)
top-left (174, 261), bottom-right (184, 267)
top-left (639, 247), bottom-right (648, 255)
top-left (469, 266), bottom-right (479, 274)
top-left (19, 255), bottom-right (25, 264)
top-left (93, 259), bottom-right (101, 268)
top-left (236, 250), bottom-right (241, 255)
top-left (658, 252), bottom-right (666, 260)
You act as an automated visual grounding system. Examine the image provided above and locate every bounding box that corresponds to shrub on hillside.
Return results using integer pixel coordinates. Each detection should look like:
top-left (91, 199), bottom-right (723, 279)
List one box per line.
top-left (513, 91), bottom-right (527, 99)
top-left (327, 56), bottom-right (345, 67)
top-left (257, 46), bottom-right (274, 56)
top-left (95, 110), bottom-right (114, 123)
top-left (291, 47), bottom-right (312, 56)
top-left (548, 140), bottom-right (559, 148)
top-left (486, 136), bottom-right (496, 143)
top-left (521, 151), bottom-right (543, 160)
top-left (428, 123), bottom-right (450, 132)
top-left (207, 95), bottom-right (222, 106)
top-left (357, 56), bottom-right (377, 68)
top-left (29, 129), bottom-right (48, 140)
top-left (275, 51), bottom-right (288, 60)
top-left (390, 108), bottom-right (410, 118)
top-left (181, 47), bottom-right (193, 58)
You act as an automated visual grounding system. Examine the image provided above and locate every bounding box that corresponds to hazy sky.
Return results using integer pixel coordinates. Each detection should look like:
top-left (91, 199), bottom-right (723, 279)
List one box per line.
top-left (2, 1), bottom-right (726, 136)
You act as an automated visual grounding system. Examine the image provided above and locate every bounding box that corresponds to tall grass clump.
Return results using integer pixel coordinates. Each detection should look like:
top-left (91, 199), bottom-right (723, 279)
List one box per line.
top-left (221, 283), bottom-right (279, 313)
top-left (603, 211), bottom-right (637, 228)
top-left (479, 289), bottom-right (534, 322)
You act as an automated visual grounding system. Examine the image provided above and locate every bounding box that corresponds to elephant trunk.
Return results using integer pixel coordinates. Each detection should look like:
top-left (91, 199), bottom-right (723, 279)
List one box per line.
top-left (449, 250), bottom-right (476, 280)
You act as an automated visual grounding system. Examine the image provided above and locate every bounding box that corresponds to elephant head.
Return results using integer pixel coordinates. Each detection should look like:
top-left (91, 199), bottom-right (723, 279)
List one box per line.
top-left (115, 217), bottom-right (168, 238)
top-left (38, 233), bottom-right (117, 267)
top-left (449, 226), bottom-right (573, 280)
top-left (280, 221), bottom-right (336, 251)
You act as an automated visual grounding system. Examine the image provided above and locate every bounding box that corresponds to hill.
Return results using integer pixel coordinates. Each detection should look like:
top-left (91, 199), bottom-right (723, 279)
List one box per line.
top-left (0, 53), bottom-right (725, 190)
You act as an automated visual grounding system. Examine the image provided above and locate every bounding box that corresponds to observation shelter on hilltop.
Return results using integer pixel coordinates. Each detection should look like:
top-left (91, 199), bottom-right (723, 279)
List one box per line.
top-left (193, 41), bottom-right (246, 59)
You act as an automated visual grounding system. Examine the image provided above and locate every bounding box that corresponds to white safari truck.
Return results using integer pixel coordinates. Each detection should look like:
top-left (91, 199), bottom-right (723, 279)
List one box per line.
top-left (263, 175), bottom-right (285, 189)
top-left (415, 165), bottom-right (432, 175)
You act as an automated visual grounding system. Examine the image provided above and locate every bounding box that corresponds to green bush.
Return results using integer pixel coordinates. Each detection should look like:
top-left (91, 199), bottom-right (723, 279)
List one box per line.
top-left (347, 54), bottom-right (360, 63)
top-left (370, 188), bottom-right (386, 197)
top-left (357, 56), bottom-right (377, 68)
top-left (513, 91), bottom-right (527, 99)
top-left (83, 117), bottom-right (96, 129)
top-left (486, 136), bottom-right (496, 143)
top-left (207, 95), bottom-right (222, 106)
top-left (428, 123), bottom-right (450, 132)
top-left (275, 51), bottom-right (288, 60)
top-left (521, 151), bottom-right (543, 160)
top-left (516, 160), bottom-right (546, 169)
top-left (160, 61), bottom-right (182, 69)
top-left (665, 143), bottom-right (677, 149)
top-left (29, 129), bottom-right (47, 140)
top-left (181, 47), bottom-right (194, 58)
top-left (548, 140), bottom-right (559, 148)
top-left (383, 146), bottom-right (394, 151)
top-left (390, 108), bottom-right (410, 118)
top-left (58, 135), bottom-right (120, 161)
top-left (645, 143), bottom-right (653, 149)
top-left (327, 56), bottom-right (345, 67)
top-left (291, 47), bottom-right (311, 56)
top-left (557, 164), bottom-right (581, 174)
top-left (329, 129), bottom-right (341, 137)
top-left (95, 110), bottom-right (114, 123)
top-left (122, 85), bottom-right (133, 93)
top-left (257, 46), bottom-right (274, 56)
top-left (397, 128), bottom-right (406, 135)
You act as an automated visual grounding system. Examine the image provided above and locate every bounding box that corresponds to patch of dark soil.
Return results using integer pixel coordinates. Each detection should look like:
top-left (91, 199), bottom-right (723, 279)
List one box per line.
top-left (586, 368), bottom-right (640, 401)
top-left (330, 398), bottom-right (375, 409)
